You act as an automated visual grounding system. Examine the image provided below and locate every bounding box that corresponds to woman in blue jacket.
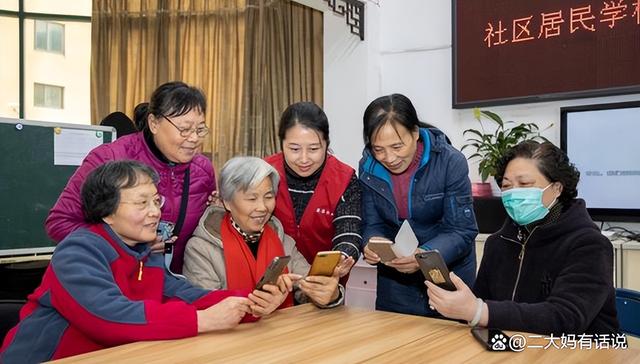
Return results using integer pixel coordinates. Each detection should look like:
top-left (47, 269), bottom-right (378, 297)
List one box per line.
top-left (359, 93), bottom-right (478, 316)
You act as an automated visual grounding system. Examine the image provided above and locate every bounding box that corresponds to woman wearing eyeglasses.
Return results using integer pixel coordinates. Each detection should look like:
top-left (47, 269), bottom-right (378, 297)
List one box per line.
top-left (46, 81), bottom-right (214, 273)
top-left (2, 161), bottom-right (290, 363)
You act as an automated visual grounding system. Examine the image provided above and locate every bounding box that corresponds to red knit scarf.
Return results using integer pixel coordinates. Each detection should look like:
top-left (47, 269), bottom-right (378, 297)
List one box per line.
top-left (220, 213), bottom-right (293, 308)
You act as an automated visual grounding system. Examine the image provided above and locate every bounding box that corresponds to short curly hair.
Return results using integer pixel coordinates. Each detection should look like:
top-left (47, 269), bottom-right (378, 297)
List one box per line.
top-left (81, 160), bottom-right (159, 223)
top-left (495, 141), bottom-right (580, 204)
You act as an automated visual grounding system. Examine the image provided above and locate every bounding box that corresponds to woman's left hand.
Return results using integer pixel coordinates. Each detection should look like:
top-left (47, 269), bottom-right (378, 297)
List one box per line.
top-left (248, 283), bottom-right (286, 317)
top-left (207, 190), bottom-right (224, 207)
top-left (385, 247), bottom-right (425, 273)
top-left (277, 273), bottom-right (302, 293)
top-left (425, 272), bottom-right (478, 322)
top-left (148, 235), bottom-right (175, 254)
top-left (336, 255), bottom-right (355, 277)
top-left (299, 267), bottom-right (340, 306)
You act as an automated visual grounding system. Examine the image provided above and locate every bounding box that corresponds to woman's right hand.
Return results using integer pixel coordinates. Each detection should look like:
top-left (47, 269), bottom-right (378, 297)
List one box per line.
top-left (299, 267), bottom-right (340, 306)
top-left (196, 296), bottom-right (251, 333)
top-left (336, 255), bottom-right (356, 277)
top-left (248, 273), bottom-right (301, 317)
top-left (248, 284), bottom-right (285, 317)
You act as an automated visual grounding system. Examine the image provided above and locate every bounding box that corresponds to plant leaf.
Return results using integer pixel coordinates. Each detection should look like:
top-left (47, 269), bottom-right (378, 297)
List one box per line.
top-left (481, 110), bottom-right (504, 127)
top-left (473, 108), bottom-right (481, 120)
top-left (461, 109), bottom-right (549, 182)
top-left (463, 129), bottom-right (485, 139)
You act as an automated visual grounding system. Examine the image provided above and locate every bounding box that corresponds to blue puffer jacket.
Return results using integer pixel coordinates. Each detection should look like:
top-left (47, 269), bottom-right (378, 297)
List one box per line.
top-left (359, 128), bottom-right (478, 316)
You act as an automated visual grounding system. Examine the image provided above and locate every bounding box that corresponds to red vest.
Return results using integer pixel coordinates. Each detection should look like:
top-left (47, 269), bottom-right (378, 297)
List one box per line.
top-left (265, 153), bottom-right (354, 263)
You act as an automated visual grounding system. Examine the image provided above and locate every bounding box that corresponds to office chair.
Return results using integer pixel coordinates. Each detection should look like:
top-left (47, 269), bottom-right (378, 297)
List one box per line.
top-left (616, 288), bottom-right (640, 337)
top-left (100, 111), bottom-right (137, 138)
top-left (0, 299), bottom-right (25, 341)
top-left (0, 260), bottom-right (48, 300)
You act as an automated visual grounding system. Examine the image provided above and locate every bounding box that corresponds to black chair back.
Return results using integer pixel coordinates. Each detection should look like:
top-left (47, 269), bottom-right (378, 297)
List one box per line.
top-left (616, 288), bottom-right (640, 337)
top-left (0, 299), bottom-right (25, 341)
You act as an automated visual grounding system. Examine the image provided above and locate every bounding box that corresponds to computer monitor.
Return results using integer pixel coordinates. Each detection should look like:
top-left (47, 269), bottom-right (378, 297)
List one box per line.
top-left (561, 101), bottom-right (640, 222)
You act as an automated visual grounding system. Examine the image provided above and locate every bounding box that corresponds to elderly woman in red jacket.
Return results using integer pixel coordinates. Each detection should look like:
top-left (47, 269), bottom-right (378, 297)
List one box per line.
top-left (1, 161), bottom-right (289, 363)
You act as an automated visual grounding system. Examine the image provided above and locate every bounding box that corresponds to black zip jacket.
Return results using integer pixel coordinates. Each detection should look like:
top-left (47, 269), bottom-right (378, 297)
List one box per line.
top-left (473, 199), bottom-right (619, 335)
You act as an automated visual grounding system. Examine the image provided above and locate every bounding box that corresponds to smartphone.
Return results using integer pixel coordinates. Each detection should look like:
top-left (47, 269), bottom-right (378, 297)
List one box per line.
top-left (471, 327), bottom-right (513, 351)
top-left (415, 251), bottom-right (456, 291)
top-left (308, 251), bottom-right (342, 276)
top-left (367, 238), bottom-right (397, 263)
top-left (255, 255), bottom-right (291, 290)
top-left (157, 221), bottom-right (175, 242)
top-left (157, 221), bottom-right (175, 254)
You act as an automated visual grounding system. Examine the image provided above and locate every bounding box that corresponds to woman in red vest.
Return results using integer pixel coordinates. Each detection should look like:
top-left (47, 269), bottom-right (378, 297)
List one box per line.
top-left (265, 102), bottom-right (362, 277)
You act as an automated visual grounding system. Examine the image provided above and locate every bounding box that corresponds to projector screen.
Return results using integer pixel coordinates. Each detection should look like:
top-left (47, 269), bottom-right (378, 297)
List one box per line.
top-left (454, 0), bottom-right (640, 108)
top-left (561, 101), bottom-right (640, 222)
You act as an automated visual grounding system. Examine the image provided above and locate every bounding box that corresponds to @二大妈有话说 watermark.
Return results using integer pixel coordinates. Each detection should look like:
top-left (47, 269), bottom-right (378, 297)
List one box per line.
top-left (489, 333), bottom-right (628, 352)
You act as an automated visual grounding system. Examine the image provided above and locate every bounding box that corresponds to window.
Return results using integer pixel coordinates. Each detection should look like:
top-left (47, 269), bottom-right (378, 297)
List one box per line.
top-left (1, 1), bottom-right (90, 123)
top-left (0, 16), bottom-right (19, 118)
top-left (0, 0), bottom-right (18, 11)
top-left (34, 83), bottom-right (63, 109)
top-left (34, 20), bottom-right (64, 54)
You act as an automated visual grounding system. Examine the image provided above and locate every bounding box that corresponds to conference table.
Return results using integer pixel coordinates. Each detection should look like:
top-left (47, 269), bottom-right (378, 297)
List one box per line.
top-left (52, 304), bottom-right (640, 363)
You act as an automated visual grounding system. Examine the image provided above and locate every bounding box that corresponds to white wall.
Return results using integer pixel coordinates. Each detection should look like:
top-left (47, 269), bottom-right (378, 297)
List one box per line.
top-left (305, 0), bottom-right (640, 172)
top-left (378, 0), bottom-right (640, 182)
top-left (304, 0), bottom-right (640, 228)
top-left (294, 0), bottom-right (378, 169)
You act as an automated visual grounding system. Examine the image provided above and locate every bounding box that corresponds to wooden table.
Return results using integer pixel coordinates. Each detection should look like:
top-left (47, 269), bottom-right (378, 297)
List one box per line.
top-left (52, 304), bottom-right (640, 363)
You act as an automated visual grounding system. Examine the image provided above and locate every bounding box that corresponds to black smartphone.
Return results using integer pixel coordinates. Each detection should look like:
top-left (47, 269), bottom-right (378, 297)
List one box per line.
top-left (255, 255), bottom-right (291, 290)
top-left (471, 327), bottom-right (513, 351)
top-left (415, 251), bottom-right (456, 291)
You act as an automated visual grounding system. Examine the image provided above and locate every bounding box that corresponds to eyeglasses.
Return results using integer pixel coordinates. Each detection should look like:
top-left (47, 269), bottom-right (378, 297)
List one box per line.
top-left (121, 195), bottom-right (166, 211)
top-left (160, 114), bottom-right (209, 138)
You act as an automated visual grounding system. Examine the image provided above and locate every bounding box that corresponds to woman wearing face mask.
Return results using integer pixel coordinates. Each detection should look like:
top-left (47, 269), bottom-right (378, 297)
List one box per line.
top-left (360, 94), bottom-right (478, 317)
top-left (426, 141), bottom-right (620, 335)
top-left (46, 81), bottom-right (214, 273)
top-left (264, 102), bottom-right (362, 277)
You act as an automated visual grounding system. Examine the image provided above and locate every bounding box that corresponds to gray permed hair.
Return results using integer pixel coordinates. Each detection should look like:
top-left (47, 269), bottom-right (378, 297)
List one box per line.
top-left (219, 156), bottom-right (280, 201)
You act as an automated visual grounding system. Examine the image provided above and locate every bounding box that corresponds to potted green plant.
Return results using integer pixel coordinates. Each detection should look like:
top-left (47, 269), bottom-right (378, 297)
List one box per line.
top-left (462, 108), bottom-right (550, 197)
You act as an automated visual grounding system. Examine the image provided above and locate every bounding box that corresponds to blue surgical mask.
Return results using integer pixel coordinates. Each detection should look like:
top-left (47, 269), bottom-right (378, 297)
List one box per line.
top-left (501, 184), bottom-right (555, 226)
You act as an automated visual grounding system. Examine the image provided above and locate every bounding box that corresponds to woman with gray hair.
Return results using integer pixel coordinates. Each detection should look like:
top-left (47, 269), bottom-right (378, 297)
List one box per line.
top-left (183, 157), bottom-right (344, 308)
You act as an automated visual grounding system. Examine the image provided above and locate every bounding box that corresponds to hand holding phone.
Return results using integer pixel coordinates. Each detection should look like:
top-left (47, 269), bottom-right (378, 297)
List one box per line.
top-left (415, 251), bottom-right (456, 291)
top-left (471, 327), bottom-right (514, 351)
top-left (366, 237), bottom-right (397, 263)
top-left (157, 221), bottom-right (175, 242)
top-left (157, 221), bottom-right (176, 255)
top-left (255, 256), bottom-right (291, 290)
top-left (308, 251), bottom-right (342, 276)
